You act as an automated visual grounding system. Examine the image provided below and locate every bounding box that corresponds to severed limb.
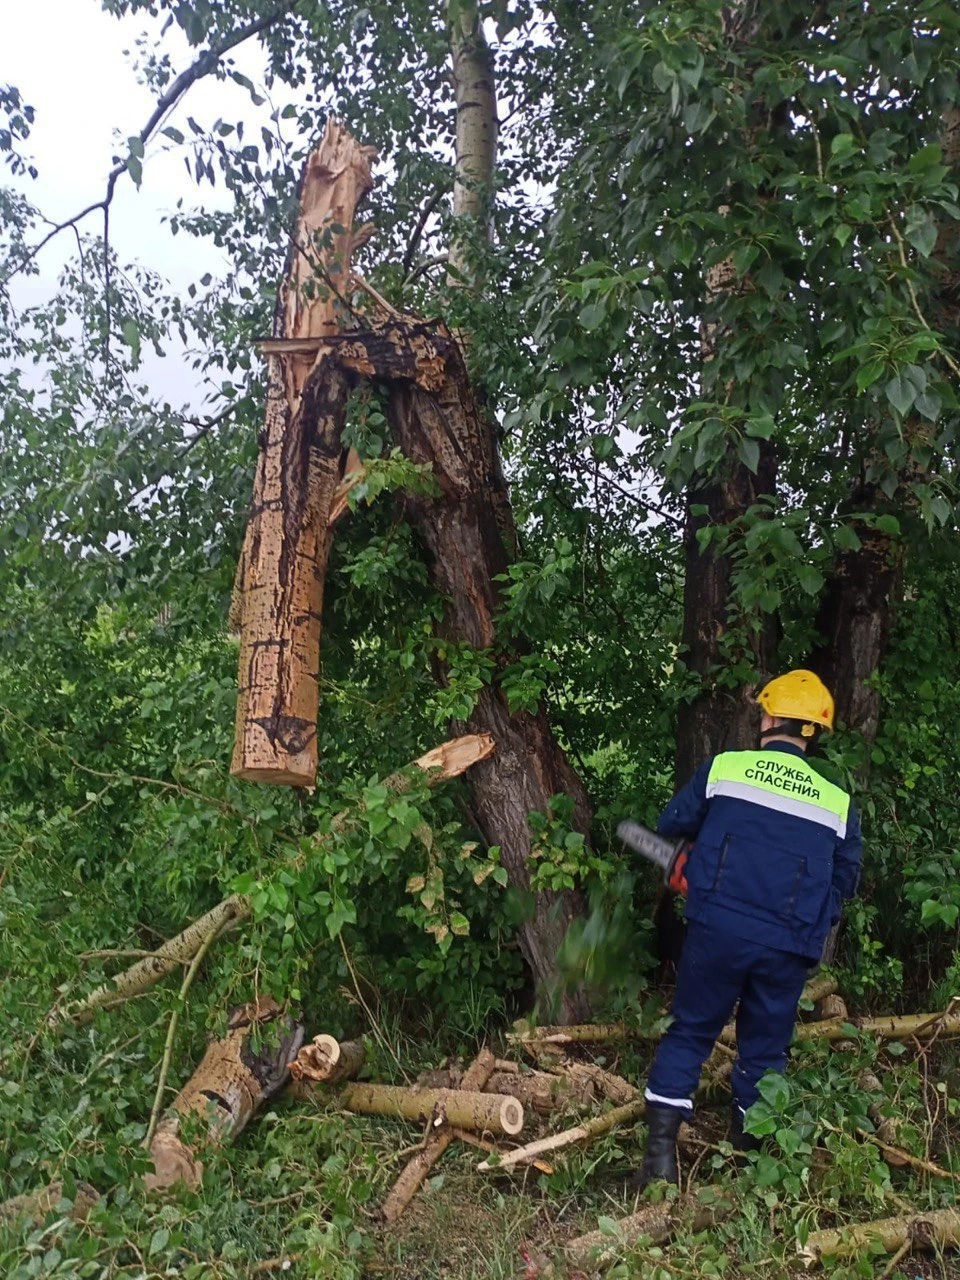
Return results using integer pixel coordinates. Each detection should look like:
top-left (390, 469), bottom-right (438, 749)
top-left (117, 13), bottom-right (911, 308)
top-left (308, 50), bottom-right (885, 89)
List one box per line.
top-left (57, 734), bottom-right (493, 1024)
top-left (145, 996), bottom-right (303, 1191)
top-left (477, 1098), bottom-right (646, 1173)
top-left (379, 1047), bottom-right (495, 1223)
top-left (799, 1207), bottom-right (960, 1266)
top-left (289, 1035), bottom-right (365, 1085)
top-left (342, 1083), bottom-right (522, 1137)
top-left (565, 1196), bottom-right (736, 1273)
top-left (449, 1127), bottom-right (554, 1175)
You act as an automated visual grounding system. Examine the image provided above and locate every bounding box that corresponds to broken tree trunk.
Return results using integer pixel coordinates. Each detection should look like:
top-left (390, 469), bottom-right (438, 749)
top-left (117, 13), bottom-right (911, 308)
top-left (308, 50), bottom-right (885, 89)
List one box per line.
top-left (565, 1197), bottom-right (736, 1273)
top-left (307, 320), bottom-right (593, 1021)
top-left (59, 735), bottom-right (492, 1024)
top-left (289, 1035), bottom-right (365, 1085)
top-left (232, 118), bottom-right (376, 786)
top-left (380, 1046), bottom-right (495, 1222)
top-left (799, 1207), bottom-right (960, 1266)
top-left (341, 1082), bottom-right (523, 1136)
top-left (145, 996), bottom-right (303, 1191)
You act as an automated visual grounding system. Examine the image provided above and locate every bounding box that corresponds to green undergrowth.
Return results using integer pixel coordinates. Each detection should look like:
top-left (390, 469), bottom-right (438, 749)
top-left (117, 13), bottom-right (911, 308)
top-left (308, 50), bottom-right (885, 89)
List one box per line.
top-left (3, 976), bottom-right (960, 1280)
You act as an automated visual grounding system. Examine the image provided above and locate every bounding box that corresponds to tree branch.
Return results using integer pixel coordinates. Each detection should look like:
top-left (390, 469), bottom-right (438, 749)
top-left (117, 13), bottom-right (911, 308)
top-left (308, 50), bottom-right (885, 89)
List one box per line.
top-left (1, 1), bottom-right (301, 287)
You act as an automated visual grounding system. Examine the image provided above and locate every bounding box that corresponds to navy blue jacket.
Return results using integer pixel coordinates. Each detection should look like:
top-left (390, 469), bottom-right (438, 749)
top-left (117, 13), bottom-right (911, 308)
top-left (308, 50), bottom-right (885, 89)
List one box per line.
top-left (657, 742), bottom-right (862, 961)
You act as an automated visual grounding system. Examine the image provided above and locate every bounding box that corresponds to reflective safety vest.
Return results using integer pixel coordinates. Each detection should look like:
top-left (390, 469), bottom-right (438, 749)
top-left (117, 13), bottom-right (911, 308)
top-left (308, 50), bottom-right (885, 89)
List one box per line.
top-left (659, 744), bottom-right (861, 960)
top-left (705, 750), bottom-right (851, 837)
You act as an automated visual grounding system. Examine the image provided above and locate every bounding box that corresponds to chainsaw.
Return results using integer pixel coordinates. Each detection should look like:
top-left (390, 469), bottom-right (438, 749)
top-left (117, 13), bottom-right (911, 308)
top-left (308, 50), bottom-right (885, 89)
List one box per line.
top-left (617, 821), bottom-right (691, 894)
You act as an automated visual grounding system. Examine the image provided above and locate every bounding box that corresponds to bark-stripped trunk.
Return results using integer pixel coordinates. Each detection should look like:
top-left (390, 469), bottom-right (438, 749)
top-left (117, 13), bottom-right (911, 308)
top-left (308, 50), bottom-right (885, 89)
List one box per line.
top-left (232, 121), bottom-right (375, 785)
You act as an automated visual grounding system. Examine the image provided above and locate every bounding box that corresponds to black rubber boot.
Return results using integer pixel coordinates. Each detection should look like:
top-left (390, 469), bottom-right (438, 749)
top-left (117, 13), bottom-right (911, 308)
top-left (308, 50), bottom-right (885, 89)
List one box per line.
top-left (629, 1106), bottom-right (682, 1191)
top-left (730, 1103), bottom-right (762, 1154)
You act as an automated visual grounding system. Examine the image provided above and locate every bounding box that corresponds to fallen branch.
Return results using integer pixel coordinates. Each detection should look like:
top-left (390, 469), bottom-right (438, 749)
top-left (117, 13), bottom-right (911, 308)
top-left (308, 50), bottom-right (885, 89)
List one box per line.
top-left (477, 1098), bottom-right (645, 1172)
top-left (856, 1129), bottom-right (956, 1181)
top-left (857, 1068), bottom-right (904, 1161)
top-left (799, 1206), bottom-right (960, 1266)
top-left (289, 1035), bottom-right (365, 1085)
top-left (342, 1082), bottom-right (523, 1136)
top-left (145, 912), bottom-right (230, 1145)
top-left (792, 1012), bottom-right (960, 1045)
top-left (56, 895), bottom-right (248, 1026)
top-left (554, 1059), bottom-right (637, 1106)
top-left (57, 734), bottom-right (493, 1024)
top-left (565, 1196), bottom-right (735, 1273)
top-left (380, 1047), bottom-right (494, 1223)
top-left (449, 1127), bottom-right (554, 1175)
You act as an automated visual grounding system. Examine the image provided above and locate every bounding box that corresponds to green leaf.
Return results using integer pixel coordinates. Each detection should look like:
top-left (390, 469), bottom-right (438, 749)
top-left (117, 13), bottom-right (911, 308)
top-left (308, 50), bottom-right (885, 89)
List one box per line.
top-left (795, 564), bottom-right (824, 596)
top-left (830, 133), bottom-right (857, 160)
top-left (885, 373), bottom-right (915, 417)
top-left (738, 437), bottom-right (760, 474)
top-left (905, 215), bottom-right (938, 259)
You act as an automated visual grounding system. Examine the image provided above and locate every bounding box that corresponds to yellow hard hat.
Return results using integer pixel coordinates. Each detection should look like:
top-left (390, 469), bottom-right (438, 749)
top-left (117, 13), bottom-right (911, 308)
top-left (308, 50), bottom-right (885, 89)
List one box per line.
top-left (757, 669), bottom-right (835, 735)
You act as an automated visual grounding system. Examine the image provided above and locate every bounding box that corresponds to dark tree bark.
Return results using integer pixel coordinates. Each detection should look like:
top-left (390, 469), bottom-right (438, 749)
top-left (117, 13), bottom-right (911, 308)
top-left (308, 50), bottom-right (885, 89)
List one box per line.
top-left (331, 323), bottom-right (593, 1022)
top-left (810, 518), bottom-right (903, 741)
top-left (674, 442), bottom-right (779, 783)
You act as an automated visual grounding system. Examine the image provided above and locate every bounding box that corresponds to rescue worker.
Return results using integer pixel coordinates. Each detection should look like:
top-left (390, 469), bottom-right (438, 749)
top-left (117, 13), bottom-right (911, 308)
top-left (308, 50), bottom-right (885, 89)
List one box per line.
top-left (633, 669), bottom-right (862, 1188)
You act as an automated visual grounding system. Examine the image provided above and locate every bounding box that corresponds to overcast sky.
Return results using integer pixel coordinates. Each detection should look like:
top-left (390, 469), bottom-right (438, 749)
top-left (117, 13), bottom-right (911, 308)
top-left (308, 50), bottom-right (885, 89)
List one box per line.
top-left (4, 0), bottom-right (285, 402)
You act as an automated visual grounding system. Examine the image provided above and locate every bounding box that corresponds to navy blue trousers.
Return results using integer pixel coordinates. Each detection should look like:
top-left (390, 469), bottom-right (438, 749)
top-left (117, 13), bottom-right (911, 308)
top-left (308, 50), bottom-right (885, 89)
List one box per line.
top-left (646, 920), bottom-right (810, 1114)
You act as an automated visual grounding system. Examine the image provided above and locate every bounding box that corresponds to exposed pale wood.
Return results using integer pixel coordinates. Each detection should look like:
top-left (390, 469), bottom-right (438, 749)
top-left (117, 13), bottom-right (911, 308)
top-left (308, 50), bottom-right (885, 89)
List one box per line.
top-left (289, 1035), bottom-right (365, 1085)
top-left (565, 1197), bottom-right (735, 1272)
top-left (477, 1098), bottom-right (646, 1172)
top-left (792, 1012), bottom-right (960, 1044)
top-left (146, 996), bottom-right (303, 1191)
top-left (342, 1082), bottom-right (523, 1136)
top-left (799, 1207), bottom-right (960, 1266)
top-left (804, 975), bottom-right (838, 1007)
top-left (449, 1127), bottom-right (554, 1175)
top-left (232, 119), bottom-right (376, 786)
top-left (380, 1047), bottom-right (495, 1223)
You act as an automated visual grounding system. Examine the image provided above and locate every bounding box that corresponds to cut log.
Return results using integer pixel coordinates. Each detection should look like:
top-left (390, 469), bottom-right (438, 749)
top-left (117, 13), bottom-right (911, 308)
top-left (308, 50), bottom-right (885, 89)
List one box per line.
top-left (798, 1207), bottom-right (960, 1266)
top-left (289, 1035), bottom-right (365, 1085)
top-left (857, 1068), bottom-right (903, 1162)
top-left (232, 119), bottom-right (376, 786)
top-left (477, 1098), bottom-right (646, 1172)
top-left (342, 1082), bottom-right (523, 1136)
top-left (803, 975), bottom-right (838, 1007)
top-left (58, 735), bottom-right (492, 1023)
top-left (145, 995), bottom-right (303, 1191)
top-left (565, 1197), bottom-right (735, 1273)
top-left (487, 1068), bottom-right (596, 1114)
top-left (552, 1060), bottom-right (636, 1106)
top-left (792, 1012), bottom-right (960, 1044)
top-left (380, 1046), bottom-right (495, 1223)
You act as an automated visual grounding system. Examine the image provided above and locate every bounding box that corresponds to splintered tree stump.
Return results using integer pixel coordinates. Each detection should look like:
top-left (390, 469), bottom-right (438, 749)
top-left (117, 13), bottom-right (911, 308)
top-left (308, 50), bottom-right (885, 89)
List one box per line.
top-left (146, 996), bottom-right (304, 1191)
top-left (289, 1035), bottom-right (365, 1085)
top-left (341, 1082), bottom-right (523, 1136)
top-left (232, 118), bottom-right (376, 786)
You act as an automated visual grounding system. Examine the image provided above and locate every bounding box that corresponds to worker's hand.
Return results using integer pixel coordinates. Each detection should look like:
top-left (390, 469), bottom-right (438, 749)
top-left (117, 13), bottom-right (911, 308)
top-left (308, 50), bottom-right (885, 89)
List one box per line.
top-left (668, 842), bottom-right (691, 895)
